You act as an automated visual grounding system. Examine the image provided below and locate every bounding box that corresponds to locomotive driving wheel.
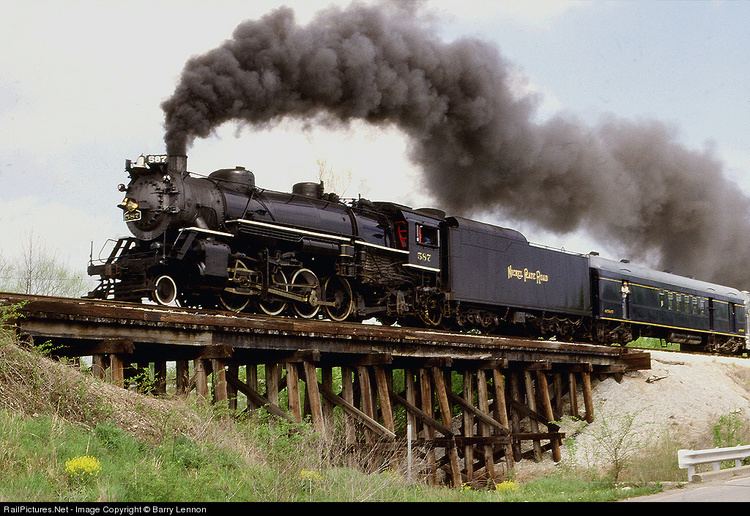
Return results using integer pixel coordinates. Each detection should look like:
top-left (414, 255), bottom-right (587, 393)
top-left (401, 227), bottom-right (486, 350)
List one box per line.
top-left (323, 275), bottom-right (354, 322)
top-left (152, 275), bottom-right (178, 306)
top-left (290, 268), bottom-right (322, 319)
top-left (258, 268), bottom-right (289, 316)
top-left (418, 297), bottom-right (443, 327)
top-left (219, 258), bottom-right (251, 312)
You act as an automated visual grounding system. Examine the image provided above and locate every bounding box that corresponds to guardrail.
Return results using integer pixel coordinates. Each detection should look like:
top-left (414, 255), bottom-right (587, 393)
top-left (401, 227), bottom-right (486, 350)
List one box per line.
top-left (678, 445), bottom-right (750, 481)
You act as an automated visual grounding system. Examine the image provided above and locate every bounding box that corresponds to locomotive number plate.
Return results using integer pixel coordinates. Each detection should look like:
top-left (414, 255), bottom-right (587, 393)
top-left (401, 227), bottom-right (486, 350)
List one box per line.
top-left (124, 210), bottom-right (142, 222)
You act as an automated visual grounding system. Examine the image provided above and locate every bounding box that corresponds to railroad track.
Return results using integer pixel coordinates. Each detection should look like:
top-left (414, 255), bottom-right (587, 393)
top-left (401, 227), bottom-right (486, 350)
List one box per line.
top-left (0, 292), bottom-right (649, 367)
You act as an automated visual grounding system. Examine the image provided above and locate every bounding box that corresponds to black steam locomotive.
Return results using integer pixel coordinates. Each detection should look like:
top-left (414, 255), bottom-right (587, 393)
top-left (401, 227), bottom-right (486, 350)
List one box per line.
top-left (87, 154), bottom-right (748, 354)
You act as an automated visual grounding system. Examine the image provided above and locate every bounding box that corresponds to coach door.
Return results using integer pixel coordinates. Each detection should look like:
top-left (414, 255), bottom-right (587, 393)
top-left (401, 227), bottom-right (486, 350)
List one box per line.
top-left (710, 299), bottom-right (730, 333)
top-left (621, 280), bottom-right (631, 320)
top-left (735, 303), bottom-right (747, 336)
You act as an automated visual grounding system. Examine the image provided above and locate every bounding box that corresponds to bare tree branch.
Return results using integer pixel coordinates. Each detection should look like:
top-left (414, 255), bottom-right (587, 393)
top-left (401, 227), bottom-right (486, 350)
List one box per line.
top-left (0, 234), bottom-right (87, 297)
top-left (317, 159), bottom-right (352, 198)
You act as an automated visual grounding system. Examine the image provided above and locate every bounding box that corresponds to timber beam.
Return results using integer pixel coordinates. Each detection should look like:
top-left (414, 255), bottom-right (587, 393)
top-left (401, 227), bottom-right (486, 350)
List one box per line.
top-left (318, 383), bottom-right (396, 440)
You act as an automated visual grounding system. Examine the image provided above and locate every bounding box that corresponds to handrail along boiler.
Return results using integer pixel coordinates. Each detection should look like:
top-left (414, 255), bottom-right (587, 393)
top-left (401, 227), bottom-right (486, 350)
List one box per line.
top-left (87, 154), bottom-right (749, 354)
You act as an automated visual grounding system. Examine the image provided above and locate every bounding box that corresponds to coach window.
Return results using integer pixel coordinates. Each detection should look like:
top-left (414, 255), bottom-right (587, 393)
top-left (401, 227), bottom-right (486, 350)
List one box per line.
top-left (658, 290), bottom-right (665, 308)
top-left (416, 224), bottom-right (439, 247)
top-left (667, 292), bottom-right (674, 311)
top-left (602, 281), bottom-right (620, 302)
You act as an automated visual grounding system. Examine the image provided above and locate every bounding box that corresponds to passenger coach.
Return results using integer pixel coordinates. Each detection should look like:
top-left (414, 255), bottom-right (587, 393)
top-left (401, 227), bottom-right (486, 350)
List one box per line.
top-left (589, 256), bottom-right (747, 353)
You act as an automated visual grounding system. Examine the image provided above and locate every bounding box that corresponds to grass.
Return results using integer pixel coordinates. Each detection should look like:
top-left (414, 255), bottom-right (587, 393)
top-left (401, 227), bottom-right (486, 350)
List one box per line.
top-left (618, 434), bottom-right (690, 483)
top-left (0, 411), bottom-right (264, 501)
top-left (627, 336), bottom-right (680, 352)
top-left (0, 408), bottom-right (661, 502)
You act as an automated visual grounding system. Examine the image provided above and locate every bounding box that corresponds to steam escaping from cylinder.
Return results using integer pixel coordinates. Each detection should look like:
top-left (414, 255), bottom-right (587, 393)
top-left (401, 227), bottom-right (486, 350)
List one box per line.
top-left (162, 2), bottom-right (750, 287)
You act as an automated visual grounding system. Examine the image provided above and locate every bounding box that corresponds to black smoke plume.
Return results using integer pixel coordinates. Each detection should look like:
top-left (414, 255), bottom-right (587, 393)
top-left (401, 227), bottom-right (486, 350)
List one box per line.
top-left (163, 2), bottom-right (750, 288)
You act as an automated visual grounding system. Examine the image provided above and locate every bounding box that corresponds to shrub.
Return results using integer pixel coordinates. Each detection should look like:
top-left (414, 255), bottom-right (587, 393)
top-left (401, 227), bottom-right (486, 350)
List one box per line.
top-left (712, 411), bottom-right (748, 448)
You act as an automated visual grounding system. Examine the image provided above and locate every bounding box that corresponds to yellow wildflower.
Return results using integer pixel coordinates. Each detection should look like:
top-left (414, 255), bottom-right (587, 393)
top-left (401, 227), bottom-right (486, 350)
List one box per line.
top-left (298, 469), bottom-right (323, 482)
top-left (495, 480), bottom-right (519, 493)
top-left (64, 455), bottom-right (102, 483)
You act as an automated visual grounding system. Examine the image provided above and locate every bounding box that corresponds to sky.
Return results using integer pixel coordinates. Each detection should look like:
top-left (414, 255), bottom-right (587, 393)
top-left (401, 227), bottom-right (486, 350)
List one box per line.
top-left (1, 0), bottom-right (748, 281)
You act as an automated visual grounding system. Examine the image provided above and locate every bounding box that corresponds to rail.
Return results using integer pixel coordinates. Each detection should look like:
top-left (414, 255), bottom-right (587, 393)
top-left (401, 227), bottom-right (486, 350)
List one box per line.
top-left (0, 292), bottom-right (652, 368)
top-left (678, 445), bottom-right (750, 481)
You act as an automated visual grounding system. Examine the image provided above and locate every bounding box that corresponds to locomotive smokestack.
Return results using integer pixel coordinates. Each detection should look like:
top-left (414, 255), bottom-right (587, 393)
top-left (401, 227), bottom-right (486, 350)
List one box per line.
top-left (168, 155), bottom-right (187, 175)
top-left (162, 3), bottom-right (750, 288)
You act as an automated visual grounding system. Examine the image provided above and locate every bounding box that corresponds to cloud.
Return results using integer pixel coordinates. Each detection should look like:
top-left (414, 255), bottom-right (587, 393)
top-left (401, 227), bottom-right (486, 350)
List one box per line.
top-left (187, 119), bottom-right (431, 207)
top-left (430, 0), bottom-right (588, 27)
top-left (0, 196), bottom-right (122, 269)
top-left (506, 64), bottom-right (564, 121)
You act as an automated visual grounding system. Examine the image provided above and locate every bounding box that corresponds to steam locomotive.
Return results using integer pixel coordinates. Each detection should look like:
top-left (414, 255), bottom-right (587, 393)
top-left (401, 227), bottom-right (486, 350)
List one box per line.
top-left (87, 154), bottom-right (749, 354)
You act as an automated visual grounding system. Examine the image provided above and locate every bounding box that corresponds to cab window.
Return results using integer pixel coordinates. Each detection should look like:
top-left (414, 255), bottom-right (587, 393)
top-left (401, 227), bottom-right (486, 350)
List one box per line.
top-left (416, 224), bottom-right (439, 247)
top-left (394, 221), bottom-right (408, 250)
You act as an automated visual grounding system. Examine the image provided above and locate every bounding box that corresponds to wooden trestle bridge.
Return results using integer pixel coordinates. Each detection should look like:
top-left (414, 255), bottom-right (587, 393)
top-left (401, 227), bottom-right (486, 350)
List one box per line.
top-left (0, 293), bottom-right (650, 487)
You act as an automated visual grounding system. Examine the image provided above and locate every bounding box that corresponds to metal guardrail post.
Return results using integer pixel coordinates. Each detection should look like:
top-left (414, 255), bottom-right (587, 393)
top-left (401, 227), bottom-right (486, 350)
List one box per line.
top-left (678, 445), bottom-right (750, 481)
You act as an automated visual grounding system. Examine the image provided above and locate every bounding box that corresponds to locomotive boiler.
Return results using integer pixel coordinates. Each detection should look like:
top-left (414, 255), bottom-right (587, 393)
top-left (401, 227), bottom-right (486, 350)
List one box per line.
top-left (88, 154), bottom-right (749, 354)
top-left (88, 154), bottom-right (442, 323)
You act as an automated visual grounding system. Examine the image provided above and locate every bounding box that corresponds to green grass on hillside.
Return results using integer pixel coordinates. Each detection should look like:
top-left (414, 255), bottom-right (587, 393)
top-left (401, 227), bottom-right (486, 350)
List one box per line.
top-left (0, 409), bottom-right (661, 502)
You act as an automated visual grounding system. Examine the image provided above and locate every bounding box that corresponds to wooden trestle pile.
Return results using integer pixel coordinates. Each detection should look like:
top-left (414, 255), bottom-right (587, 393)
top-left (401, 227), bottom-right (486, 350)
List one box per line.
top-left (2, 293), bottom-right (649, 487)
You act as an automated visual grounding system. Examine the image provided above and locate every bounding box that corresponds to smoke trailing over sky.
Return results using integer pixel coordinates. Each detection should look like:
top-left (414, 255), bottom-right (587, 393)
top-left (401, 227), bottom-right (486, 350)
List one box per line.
top-left (162, 2), bottom-right (750, 288)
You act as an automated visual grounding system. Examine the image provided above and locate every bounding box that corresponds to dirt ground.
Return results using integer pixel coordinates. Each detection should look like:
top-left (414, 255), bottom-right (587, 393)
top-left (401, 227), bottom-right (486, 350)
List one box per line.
top-left (513, 350), bottom-right (750, 479)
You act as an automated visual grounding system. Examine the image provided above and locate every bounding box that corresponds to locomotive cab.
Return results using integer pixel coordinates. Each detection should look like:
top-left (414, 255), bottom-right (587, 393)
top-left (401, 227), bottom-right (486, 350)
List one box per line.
top-left (384, 208), bottom-right (443, 274)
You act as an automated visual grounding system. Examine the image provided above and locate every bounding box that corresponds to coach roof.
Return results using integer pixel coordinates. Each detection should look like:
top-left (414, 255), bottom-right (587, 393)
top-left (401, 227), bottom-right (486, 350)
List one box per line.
top-left (589, 255), bottom-right (745, 301)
